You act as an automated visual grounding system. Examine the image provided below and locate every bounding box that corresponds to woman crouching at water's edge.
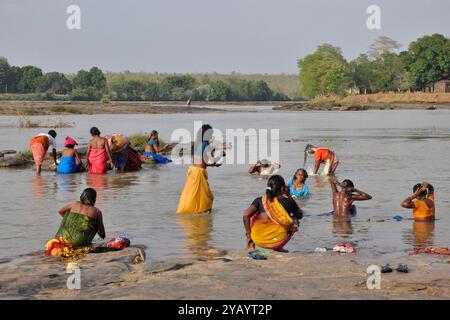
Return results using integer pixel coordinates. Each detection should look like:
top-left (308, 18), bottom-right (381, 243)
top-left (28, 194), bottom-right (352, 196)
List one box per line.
top-left (54, 188), bottom-right (106, 247)
top-left (176, 124), bottom-right (223, 214)
top-left (243, 175), bottom-right (302, 252)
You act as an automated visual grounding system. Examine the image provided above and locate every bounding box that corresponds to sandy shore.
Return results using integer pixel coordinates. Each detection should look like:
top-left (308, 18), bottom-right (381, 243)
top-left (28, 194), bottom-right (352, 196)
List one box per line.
top-left (1, 247), bottom-right (449, 300)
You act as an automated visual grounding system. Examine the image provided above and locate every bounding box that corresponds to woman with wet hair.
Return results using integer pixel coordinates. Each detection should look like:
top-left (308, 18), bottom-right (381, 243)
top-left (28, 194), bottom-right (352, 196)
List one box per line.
top-left (53, 188), bottom-right (105, 247)
top-left (86, 127), bottom-right (113, 174)
top-left (243, 175), bottom-right (302, 252)
top-left (287, 168), bottom-right (309, 198)
top-left (177, 124), bottom-right (222, 214)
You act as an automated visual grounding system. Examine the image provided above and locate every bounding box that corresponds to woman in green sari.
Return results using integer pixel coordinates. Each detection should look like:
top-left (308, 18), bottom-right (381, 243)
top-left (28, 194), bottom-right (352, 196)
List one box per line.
top-left (55, 188), bottom-right (106, 247)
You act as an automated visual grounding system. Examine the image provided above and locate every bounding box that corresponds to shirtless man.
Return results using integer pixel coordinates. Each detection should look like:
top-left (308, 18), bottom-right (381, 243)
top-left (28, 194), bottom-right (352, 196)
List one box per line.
top-left (330, 178), bottom-right (372, 216)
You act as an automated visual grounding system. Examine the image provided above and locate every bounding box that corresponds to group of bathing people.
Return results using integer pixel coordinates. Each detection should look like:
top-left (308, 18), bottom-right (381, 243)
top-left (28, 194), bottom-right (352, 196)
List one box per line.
top-left (29, 128), bottom-right (171, 175)
top-left (31, 124), bottom-right (436, 254)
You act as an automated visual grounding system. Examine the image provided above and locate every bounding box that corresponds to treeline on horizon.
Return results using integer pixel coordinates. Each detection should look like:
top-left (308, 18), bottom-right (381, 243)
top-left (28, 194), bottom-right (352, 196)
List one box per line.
top-left (0, 60), bottom-right (293, 102)
top-left (298, 33), bottom-right (450, 99)
top-left (0, 33), bottom-right (448, 102)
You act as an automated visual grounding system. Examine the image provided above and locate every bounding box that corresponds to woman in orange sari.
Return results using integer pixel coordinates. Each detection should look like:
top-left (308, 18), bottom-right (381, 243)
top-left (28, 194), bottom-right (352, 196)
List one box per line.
top-left (86, 127), bottom-right (113, 174)
top-left (243, 175), bottom-right (302, 252)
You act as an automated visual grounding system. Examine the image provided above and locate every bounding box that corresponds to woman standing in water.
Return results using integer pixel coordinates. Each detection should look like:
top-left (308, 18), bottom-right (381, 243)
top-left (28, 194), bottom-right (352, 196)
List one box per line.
top-left (86, 127), bottom-right (113, 174)
top-left (243, 175), bottom-right (302, 252)
top-left (176, 124), bottom-right (222, 214)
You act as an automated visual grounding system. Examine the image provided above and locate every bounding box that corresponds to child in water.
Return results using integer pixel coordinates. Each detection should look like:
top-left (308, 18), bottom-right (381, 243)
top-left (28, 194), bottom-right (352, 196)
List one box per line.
top-left (330, 178), bottom-right (372, 216)
top-left (401, 181), bottom-right (435, 221)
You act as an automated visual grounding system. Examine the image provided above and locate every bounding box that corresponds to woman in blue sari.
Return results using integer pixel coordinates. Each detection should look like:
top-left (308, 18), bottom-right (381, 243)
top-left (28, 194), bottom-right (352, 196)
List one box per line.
top-left (143, 130), bottom-right (172, 164)
top-left (57, 137), bottom-right (83, 174)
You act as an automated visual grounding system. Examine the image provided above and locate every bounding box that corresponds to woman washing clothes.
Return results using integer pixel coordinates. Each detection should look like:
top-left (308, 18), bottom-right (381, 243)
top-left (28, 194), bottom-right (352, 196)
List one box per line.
top-left (45, 188), bottom-right (106, 258)
top-left (107, 133), bottom-right (130, 171)
top-left (243, 175), bottom-right (302, 253)
top-left (57, 136), bottom-right (83, 174)
top-left (143, 130), bottom-right (172, 164)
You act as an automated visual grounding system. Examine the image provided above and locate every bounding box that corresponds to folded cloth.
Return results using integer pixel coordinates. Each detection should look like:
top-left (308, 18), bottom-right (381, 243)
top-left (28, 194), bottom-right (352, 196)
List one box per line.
top-left (177, 165), bottom-right (213, 214)
top-left (88, 148), bottom-right (108, 174)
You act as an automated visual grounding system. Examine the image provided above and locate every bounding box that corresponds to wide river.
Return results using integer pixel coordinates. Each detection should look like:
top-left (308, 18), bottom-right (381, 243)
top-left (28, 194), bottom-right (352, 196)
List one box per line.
top-left (0, 108), bottom-right (449, 262)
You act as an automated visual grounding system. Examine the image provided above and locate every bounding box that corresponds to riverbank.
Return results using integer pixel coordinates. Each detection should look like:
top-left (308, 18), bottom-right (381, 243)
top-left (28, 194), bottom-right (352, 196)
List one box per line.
top-left (0, 101), bottom-right (229, 116)
top-left (275, 93), bottom-right (450, 111)
top-left (1, 248), bottom-right (449, 299)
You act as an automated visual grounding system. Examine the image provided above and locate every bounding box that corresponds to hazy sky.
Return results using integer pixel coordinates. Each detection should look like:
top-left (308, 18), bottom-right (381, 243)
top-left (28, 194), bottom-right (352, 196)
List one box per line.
top-left (1, 0), bottom-right (449, 74)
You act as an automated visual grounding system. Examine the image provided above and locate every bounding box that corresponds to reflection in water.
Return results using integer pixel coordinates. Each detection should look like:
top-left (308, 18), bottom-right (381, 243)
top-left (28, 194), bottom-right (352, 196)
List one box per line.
top-left (311, 175), bottom-right (330, 192)
top-left (332, 215), bottom-right (353, 238)
top-left (178, 214), bottom-right (219, 259)
top-left (412, 221), bottom-right (435, 248)
top-left (32, 175), bottom-right (45, 199)
top-left (56, 173), bottom-right (83, 194)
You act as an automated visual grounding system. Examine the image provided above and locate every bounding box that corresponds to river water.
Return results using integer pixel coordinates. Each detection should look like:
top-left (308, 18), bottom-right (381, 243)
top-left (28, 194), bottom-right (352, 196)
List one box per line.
top-left (0, 108), bottom-right (449, 261)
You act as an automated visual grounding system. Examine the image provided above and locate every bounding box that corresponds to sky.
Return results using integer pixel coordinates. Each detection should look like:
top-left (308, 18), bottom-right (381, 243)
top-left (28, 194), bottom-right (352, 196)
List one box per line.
top-left (0, 0), bottom-right (449, 74)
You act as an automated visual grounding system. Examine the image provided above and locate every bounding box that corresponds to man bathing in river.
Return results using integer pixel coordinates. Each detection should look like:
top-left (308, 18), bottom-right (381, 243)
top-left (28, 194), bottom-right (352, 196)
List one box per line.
top-left (330, 178), bottom-right (372, 216)
top-left (401, 181), bottom-right (435, 221)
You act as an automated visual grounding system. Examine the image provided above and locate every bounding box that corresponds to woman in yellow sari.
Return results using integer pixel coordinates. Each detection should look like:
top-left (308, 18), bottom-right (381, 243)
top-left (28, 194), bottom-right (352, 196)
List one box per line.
top-left (177, 124), bottom-right (223, 214)
top-left (243, 175), bottom-right (302, 252)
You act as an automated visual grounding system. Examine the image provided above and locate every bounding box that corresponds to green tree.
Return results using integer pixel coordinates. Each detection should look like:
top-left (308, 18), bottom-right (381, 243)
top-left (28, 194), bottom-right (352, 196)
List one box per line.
top-left (72, 67), bottom-right (106, 100)
top-left (36, 72), bottom-right (71, 94)
top-left (18, 66), bottom-right (43, 93)
top-left (209, 80), bottom-right (229, 101)
top-left (404, 33), bottom-right (450, 90)
top-left (298, 44), bottom-right (351, 98)
top-left (143, 82), bottom-right (160, 100)
top-left (0, 57), bottom-right (11, 93)
top-left (8, 66), bottom-right (23, 93)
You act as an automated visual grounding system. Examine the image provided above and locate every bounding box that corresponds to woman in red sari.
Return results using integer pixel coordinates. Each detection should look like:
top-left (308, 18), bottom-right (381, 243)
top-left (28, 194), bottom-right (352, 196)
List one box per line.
top-left (86, 127), bottom-right (113, 174)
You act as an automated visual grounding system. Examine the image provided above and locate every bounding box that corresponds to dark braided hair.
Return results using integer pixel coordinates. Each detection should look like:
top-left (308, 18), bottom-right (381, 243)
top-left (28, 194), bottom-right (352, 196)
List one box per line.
top-left (266, 175), bottom-right (286, 201)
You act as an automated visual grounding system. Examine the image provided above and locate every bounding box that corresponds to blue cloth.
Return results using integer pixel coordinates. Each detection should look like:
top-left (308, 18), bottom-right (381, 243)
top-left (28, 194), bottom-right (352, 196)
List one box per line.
top-left (147, 140), bottom-right (157, 146)
top-left (288, 179), bottom-right (309, 198)
top-left (57, 156), bottom-right (79, 174)
top-left (143, 151), bottom-right (172, 164)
